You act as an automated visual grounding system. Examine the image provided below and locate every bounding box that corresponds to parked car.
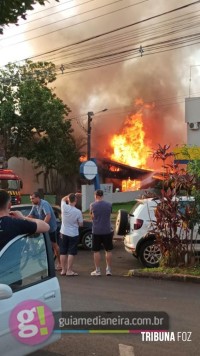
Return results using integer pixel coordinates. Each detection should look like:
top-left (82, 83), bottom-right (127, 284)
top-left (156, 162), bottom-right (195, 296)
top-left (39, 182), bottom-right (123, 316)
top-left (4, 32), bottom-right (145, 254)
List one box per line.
top-left (116, 197), bottom-right (200, 268)
top-left (10, 204), bottom-right (93, 250)
top-left (0, 232), bottom-right (61, 356)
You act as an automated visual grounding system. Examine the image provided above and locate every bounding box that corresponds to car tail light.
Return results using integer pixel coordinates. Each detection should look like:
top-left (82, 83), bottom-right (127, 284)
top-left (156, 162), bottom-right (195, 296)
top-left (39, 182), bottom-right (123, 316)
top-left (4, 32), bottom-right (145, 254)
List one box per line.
top-left (16, 196), bottom-right (21, 204)
top-left (134, 219), bottom-right (143, 230)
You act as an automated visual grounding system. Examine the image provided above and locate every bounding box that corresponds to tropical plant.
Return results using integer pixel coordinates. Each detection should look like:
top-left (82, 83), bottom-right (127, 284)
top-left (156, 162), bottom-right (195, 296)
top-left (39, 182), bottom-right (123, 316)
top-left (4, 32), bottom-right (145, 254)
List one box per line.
top-left (150, 144), bottom-right (198, 267)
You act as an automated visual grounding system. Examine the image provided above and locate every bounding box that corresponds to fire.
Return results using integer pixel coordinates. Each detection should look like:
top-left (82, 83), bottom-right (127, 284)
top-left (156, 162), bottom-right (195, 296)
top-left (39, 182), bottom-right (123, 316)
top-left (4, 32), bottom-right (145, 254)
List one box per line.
top-left (110, 101), bottom-right (151, 168)
top-left (79, 155), bottom-right (87, 162)
top-left (122, 178), bottom-right (141, 191)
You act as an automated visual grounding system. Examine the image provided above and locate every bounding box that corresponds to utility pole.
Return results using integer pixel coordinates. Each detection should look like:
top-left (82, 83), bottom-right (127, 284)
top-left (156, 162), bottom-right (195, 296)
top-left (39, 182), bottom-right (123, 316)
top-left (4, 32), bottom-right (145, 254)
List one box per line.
top-left (87, 111), bottom-right (94, 160)
top-left (87, 109), bottom-right (108, 160)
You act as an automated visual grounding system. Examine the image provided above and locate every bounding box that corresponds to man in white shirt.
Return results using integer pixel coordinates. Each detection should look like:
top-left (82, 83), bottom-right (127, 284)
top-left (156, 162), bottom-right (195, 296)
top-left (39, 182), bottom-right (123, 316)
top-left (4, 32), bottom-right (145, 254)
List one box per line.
top-left (60, 193), bottom-right (83, 276)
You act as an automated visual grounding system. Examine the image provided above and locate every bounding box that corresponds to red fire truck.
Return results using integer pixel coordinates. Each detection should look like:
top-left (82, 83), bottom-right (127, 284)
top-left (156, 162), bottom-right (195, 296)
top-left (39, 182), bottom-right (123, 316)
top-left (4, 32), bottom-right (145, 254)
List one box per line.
top-left (0, 169), bottom-right (23, 205)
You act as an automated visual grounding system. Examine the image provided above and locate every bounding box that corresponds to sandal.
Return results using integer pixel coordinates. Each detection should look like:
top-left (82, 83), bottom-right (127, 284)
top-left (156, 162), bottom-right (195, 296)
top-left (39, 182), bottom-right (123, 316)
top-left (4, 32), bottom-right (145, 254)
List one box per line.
top-left (66, 272), bottom-right (78, 276)
top-left (60, 271), bottom-right (66, 276)
top-left (55, 266), bottom-right (62, 271)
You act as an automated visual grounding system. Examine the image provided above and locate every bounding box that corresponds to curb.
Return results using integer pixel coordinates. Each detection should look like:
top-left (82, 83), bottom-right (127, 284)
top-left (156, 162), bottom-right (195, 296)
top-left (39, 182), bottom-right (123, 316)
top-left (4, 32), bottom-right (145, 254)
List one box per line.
top-left (128, 269), bottom-right (200, 284)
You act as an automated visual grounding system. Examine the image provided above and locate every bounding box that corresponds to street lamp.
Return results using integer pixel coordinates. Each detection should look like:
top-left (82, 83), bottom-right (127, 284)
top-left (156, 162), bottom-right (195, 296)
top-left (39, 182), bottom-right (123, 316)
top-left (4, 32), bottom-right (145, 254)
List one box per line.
top-left (87, 108), bottom-right (107, 160)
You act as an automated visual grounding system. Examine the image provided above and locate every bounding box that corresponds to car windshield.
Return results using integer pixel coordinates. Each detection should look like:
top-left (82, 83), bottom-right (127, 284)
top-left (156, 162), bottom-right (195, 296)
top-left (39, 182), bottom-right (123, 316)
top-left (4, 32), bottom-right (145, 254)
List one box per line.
top-left (11, 206), bottom-right (62, 220)
top-left (0, 179), bottom-right (18, 190)
top-left (13, 207), bottom-right (31, 216)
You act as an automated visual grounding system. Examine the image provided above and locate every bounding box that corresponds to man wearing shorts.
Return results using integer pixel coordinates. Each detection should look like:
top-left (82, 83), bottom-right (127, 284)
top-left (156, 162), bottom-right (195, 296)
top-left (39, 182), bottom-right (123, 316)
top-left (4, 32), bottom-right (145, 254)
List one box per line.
top-left (90, 189), bottom-right (113, 276)
top-left (29, 192), bottom-right (61, 270)
top-left (59, 193), bottom-right (83, 276)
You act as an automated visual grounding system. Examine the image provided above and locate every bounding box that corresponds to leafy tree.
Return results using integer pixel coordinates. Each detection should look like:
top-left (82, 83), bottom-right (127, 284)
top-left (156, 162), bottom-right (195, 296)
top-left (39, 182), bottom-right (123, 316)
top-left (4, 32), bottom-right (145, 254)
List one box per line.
top-left (0, 61), bottom-right (79, 194)
top-left (0, 0), bottom-right (59, 34)
top-left (0, 61), bottom-right (56, 158)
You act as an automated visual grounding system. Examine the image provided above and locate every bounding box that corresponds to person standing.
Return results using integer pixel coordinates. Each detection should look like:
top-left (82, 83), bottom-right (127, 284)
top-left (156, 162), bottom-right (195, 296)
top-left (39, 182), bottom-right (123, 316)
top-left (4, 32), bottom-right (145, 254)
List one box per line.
top-left (0, 189), bottom-right (50, 288)
top-left (90, 189), bottom-right (113, 276)
top-left (59, 193), bottom-right (83, 276)
top-left (28, 192), bottom-right (61, 270)
top-left (0, 189), bottom-right (49, 251)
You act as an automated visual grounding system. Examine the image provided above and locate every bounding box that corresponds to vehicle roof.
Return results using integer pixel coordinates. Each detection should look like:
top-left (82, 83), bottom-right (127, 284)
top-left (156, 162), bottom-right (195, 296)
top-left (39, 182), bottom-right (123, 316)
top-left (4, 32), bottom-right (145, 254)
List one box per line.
top-left (136, 197), bottom-right (159, 203)
top-left (11, 204), bottom-right (60, 209)
top-left (0, 169), bottom-right (20, 179)
top-left (136, 196), bottom-right (195, 204)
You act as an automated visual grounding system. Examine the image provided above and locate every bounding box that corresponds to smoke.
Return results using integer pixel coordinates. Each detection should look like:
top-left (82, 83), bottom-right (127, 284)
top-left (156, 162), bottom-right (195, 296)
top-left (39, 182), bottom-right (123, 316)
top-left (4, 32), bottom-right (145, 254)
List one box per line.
top-left (22, 0), bottom-right (200, 165)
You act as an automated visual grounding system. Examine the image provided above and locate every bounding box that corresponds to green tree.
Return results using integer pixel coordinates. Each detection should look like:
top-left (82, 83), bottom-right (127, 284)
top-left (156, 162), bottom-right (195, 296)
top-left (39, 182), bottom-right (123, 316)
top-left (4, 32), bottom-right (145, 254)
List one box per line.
top-left (0, 61), bottom-right (79, 194)
top-left (0, 61), bottom-right (56, 158)
top-left (0, 0), bottom-right (59, 34)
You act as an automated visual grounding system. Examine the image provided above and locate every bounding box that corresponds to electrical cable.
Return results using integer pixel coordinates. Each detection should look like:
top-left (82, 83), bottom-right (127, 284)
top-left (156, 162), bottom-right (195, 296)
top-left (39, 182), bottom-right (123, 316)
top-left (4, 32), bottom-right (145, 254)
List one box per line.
top-left (0, 0), bottom-right (148, 46)
top-left (22, 0), bottom-right (200, 60)
top-left (26, 0), bottom-right (74, 16)
top-left (14, 0), bottom-right (99, 25)
top-left (0, 0), bottom-right (122, 40)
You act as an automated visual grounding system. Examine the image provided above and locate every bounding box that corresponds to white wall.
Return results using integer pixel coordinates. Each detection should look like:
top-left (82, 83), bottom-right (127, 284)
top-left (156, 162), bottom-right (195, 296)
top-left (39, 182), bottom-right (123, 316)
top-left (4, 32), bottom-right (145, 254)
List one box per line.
top-left (81, 184), bottom-right (154, 212)
top-left (185, 97), bottom-right (200, 145)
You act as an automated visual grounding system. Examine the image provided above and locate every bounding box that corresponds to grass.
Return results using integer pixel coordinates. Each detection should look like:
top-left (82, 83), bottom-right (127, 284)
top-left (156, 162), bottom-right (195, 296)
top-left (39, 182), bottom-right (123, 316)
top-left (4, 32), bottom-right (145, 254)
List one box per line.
top-left (111, 201), bottom-right (136, 213)
top-left (141, 266), bottom-right (200, 277)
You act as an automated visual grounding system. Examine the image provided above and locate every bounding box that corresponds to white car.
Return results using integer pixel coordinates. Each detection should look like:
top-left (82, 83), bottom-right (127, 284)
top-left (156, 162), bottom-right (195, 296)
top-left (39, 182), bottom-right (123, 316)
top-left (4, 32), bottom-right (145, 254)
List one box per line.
top-left (0, 232), bottom-right (61, 356)
top-left (116, 197), bottom-right (200, 268)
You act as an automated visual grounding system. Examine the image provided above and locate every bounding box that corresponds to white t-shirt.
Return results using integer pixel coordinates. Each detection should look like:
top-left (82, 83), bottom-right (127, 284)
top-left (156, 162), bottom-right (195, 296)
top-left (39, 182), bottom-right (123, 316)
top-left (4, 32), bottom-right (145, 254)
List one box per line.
top-left (60, 201), bottom-right (83, 237)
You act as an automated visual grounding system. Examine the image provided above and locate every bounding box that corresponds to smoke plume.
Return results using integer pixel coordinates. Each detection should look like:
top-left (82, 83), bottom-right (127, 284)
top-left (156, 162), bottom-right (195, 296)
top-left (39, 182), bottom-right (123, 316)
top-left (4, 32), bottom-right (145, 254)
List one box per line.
top-left (7, 0), bottom-right (200, 168)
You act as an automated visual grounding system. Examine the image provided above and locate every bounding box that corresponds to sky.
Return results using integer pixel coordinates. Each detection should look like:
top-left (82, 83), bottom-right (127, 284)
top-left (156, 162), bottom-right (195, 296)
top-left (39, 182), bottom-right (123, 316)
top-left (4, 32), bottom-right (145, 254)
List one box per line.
top-left (1, 0), bottom-right (200, 163)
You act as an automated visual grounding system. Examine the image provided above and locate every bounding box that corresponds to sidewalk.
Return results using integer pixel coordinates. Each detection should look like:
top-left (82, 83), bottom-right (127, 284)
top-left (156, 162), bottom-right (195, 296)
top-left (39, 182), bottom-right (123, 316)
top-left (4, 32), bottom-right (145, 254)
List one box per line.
top-left (128, 269), bottom-right (200, 283)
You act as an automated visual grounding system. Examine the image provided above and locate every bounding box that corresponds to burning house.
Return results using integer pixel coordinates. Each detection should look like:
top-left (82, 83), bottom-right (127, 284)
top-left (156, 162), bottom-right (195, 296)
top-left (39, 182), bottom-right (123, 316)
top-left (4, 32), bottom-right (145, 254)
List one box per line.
top-left (98, 158), bottom-right (156, 191)
top-left (90, 99), bottom-right (172, 192)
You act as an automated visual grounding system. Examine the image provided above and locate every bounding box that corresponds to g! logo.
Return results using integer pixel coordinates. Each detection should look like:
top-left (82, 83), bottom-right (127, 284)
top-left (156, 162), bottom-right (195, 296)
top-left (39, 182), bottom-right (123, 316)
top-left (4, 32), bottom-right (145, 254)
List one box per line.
top-left (9, 300), bottom-right (55, 345)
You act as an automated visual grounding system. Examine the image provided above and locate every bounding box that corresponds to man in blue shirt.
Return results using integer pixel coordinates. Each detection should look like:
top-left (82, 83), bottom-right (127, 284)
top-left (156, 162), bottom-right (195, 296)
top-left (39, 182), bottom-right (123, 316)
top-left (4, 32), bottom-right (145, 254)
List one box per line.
top-left (28, 192), bottom-right (61, 270)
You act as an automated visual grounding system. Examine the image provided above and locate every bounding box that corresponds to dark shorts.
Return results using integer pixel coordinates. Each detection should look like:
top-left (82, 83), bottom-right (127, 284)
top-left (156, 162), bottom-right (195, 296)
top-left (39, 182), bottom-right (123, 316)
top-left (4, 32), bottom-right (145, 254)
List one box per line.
top-left (59, 234), bottom-right (79, 255)
top-left (49, 231), bottom-right (59, 244)
top-left (92, 233), bottom-right (113, 252)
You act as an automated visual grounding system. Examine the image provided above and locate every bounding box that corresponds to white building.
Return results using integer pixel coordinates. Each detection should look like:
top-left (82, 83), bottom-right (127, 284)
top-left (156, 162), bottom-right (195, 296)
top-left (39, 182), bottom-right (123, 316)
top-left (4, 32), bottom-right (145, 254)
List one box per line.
top-left (185, 97), bottom-right (200, 145)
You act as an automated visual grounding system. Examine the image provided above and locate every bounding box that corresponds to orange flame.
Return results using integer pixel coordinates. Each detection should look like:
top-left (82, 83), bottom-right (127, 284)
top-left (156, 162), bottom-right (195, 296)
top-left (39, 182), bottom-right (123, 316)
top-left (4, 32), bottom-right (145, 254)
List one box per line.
top-left (110, 101), bottom-right (152, 168)
top-left (79, 155), bottom-right (87, 162)
top-left (122, 178), bottom-right (141, 191)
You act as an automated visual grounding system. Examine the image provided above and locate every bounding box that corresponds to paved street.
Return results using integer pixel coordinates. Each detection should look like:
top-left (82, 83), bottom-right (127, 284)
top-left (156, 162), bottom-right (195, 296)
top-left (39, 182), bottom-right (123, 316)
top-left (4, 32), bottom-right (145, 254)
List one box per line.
top-left (32, 241), bottom-right (200, 356)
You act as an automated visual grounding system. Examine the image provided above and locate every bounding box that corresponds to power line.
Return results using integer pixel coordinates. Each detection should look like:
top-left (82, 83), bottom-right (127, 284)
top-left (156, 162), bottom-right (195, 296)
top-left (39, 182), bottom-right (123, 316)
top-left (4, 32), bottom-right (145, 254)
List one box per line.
top-left (41, 10), bottom-right (200, 64)
top-left (0, 0), bottom-right (118, 39)
top-left (2, 25), bottom-right (199, 74)
top-left (70, 90), bottom-right (200, 120)
top-left (26, 0), bottom-right (74, 16)
top-left (0, 0), bottom-right (149, 47)
top-left (50, 26), bottom-right (200, 73)
top-left (52, 33), bottom-right (200, 75)
top-left (70, 101), bottom-right (184, 128)
top-left (1, 0), bottom-right (200, 78)
top-left (72, 99), bottom-right (189, 122)
top-left (17, 0), bottom-right (200, 62)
